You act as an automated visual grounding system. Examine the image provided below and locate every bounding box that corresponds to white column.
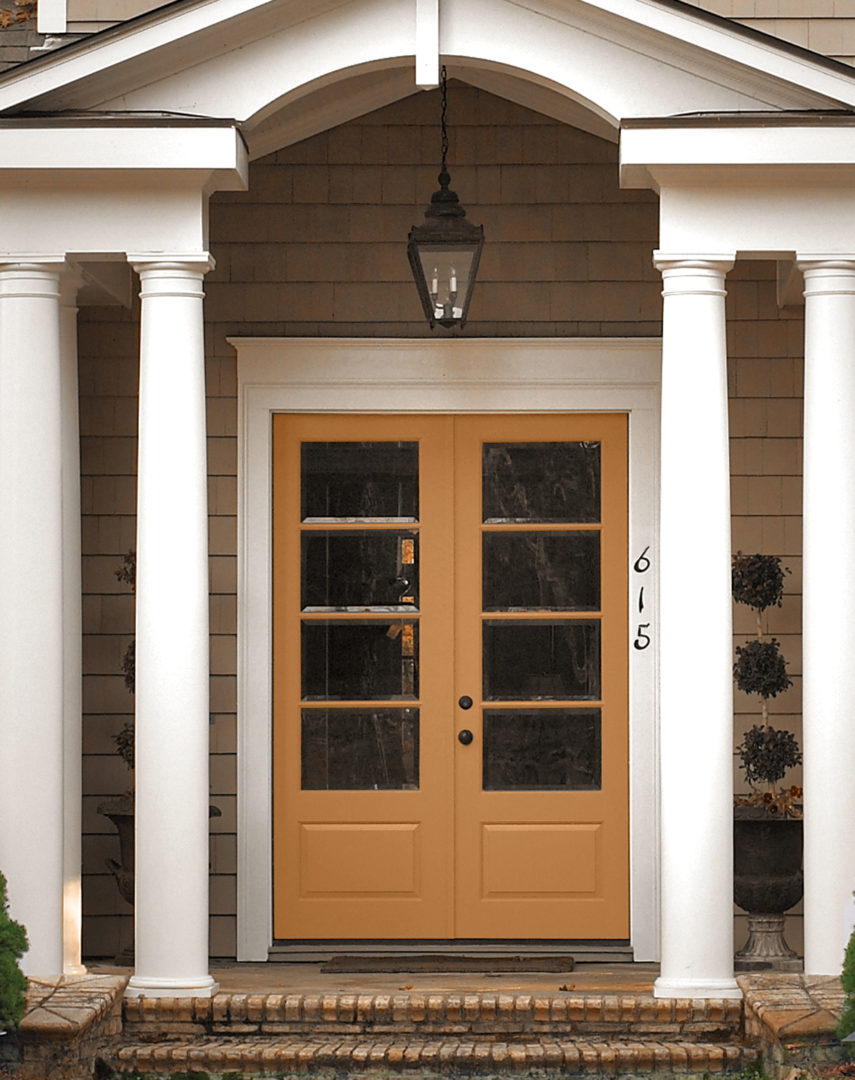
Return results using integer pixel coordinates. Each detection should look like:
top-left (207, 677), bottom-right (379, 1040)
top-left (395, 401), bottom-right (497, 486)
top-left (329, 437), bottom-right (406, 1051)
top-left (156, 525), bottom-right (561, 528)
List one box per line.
top-left (0, 260), bottom-right (66, 975)
top-left (125, 256), bottom-right (217, 998)
top-left (799, 259), bottom-right (855, 976)
top-left (61, 269), bottom-right (86, 975)
top-left (653, 255), bottom-right (741, 999)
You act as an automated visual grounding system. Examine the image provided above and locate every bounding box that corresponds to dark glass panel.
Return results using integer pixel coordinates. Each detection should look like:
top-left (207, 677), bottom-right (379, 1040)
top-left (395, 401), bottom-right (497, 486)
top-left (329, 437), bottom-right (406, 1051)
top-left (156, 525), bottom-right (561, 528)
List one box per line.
top-left (483, 709), bottom-right (601, 790)
top-left (483, 532), bottom-right (600, 611)
top-left (483, 621), bottom-right (601, 700)
top-left (301, 532), bottom-right (419, 610)
top-left (482, 442), bottom-right (601, 523)
top-left (301, 442), bottom-right (418, 521)
top-left (302, 620), bottom-right (418, 700)
top-left (301, 708), bottom-right (419, 790)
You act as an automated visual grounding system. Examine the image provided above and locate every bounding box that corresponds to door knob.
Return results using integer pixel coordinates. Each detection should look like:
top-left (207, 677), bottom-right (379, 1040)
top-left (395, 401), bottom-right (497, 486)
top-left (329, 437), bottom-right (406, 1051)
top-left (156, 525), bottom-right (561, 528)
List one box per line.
top-left (458, 695), bottom-right (473, 710)
top-left (458, 729), bottom-right (474, 745)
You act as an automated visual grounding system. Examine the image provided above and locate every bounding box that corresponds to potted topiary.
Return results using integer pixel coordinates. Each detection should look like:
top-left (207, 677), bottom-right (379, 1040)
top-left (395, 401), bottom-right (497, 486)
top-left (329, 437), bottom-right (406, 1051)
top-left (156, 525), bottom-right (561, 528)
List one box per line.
top-left (0, 869), bottom-right (28, 1066)
top-left (732, 552), bottom-right (803, 971)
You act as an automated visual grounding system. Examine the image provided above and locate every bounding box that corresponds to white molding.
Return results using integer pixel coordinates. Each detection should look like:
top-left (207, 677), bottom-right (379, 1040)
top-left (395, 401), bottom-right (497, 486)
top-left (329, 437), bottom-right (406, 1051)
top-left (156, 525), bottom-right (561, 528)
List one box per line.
top-left (415, 0), bottom-right (440, 89)
top-left (1, 0), bottom-right (853, 135)
top-left (37, 0), bottom-right (66, 34)
top-left (235, 337), bottom-right (661, 962)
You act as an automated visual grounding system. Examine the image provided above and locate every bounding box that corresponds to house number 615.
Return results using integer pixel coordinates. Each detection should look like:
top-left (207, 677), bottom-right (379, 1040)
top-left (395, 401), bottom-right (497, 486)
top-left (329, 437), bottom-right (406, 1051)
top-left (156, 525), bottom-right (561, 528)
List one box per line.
top-left (633, 545), bottom-right (652, 651)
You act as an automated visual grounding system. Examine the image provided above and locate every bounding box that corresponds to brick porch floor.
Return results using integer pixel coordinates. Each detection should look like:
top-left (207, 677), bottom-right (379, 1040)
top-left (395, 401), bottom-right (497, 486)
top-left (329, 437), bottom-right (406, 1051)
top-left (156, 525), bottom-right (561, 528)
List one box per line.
top-left (7, 964), bottom-right (848, 1079)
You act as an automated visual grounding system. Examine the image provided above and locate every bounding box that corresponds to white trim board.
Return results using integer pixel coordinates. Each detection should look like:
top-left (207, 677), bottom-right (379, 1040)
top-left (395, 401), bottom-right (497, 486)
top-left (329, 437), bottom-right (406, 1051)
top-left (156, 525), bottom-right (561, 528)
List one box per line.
top-left (233, 337), bottom-right (661, 962)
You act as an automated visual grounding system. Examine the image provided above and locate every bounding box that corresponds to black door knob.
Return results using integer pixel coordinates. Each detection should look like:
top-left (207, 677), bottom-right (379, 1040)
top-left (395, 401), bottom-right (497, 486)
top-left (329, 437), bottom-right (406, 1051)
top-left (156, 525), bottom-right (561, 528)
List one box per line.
top-left (458, 695), bottom-right (473, 710)
top-left (458, 729), bottom-right (474, 745)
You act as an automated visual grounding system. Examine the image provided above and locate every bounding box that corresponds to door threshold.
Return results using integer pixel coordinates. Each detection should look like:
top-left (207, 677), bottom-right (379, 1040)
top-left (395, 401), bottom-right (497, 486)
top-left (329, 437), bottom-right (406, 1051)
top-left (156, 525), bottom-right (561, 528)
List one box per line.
top-left (269, 940), bottom-right (633, 964)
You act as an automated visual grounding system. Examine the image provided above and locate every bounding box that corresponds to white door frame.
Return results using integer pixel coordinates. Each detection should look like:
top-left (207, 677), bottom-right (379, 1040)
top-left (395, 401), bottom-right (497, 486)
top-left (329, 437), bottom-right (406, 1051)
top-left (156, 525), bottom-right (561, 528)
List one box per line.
top-left (233, 337), bottom-right (661, 961)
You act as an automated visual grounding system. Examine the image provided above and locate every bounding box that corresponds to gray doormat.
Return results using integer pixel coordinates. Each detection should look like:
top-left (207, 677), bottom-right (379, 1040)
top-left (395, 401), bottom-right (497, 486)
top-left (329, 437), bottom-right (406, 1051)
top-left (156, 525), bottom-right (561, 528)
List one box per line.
top-left (320, 954), bottom-right (575, 973)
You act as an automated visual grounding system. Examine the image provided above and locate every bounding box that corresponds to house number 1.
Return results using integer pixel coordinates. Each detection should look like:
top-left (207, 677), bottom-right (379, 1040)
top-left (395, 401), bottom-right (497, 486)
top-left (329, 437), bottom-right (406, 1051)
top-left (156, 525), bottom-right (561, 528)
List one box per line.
top-left (633, 545), bottom-right (652, 651)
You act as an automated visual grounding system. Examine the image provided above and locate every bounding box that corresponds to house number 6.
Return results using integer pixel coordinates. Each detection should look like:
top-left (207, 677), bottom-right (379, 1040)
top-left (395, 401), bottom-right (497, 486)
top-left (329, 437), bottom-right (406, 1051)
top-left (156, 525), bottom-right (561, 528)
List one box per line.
top-left (633, 546), bottom-right (652, 651)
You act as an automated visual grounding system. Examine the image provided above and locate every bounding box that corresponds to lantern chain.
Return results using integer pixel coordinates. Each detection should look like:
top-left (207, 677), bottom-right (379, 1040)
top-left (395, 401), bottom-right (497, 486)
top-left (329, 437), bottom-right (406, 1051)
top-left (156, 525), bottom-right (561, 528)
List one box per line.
top-left (440, 64), bottom-right (449, 173)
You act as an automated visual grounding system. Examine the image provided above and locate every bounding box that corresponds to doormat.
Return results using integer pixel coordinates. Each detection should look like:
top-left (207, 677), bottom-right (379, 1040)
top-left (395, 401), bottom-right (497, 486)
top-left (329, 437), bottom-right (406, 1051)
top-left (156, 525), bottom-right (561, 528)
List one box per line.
top-left (321, 955), bottom-right (575, 973)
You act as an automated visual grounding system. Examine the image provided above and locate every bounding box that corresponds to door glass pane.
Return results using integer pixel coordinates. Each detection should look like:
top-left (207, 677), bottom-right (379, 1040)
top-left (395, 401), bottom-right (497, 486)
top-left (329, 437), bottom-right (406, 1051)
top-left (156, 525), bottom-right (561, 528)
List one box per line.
top-left (483, 532), bottom-right (600, 611)
top-left (482, 442), bottom-right (601, 523)
top-left (302, 532), bottom-right (418, 610)
top-left (483, 709), bottom-right (601, 790)
top-left (483, 621), bottom-right (601, 700)
top-left (302, 708), bottom-right (419, 789)
top-left (301, 442), bottom-right (418, 521)
top-left (302, 620), bottom-right (418, 700)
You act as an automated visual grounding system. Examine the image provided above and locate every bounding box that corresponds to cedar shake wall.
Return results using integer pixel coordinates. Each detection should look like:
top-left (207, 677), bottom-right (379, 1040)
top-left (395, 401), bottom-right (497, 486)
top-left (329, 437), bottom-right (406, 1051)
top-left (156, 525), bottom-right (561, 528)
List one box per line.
top-left (77, 86), bottom-right (804, 959)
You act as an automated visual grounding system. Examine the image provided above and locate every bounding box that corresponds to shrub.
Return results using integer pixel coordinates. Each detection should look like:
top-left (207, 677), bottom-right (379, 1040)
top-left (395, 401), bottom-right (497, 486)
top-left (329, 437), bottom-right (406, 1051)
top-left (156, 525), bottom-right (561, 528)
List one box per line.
top-left (0, 870), bottom-right (28, 1031)
top-left (837, 925), bottom-right (855, 1048)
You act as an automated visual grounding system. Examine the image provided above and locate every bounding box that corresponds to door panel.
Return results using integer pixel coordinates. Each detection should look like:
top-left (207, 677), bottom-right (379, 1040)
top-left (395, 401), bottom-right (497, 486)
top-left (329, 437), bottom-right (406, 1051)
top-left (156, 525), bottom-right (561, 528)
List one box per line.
top-left (453, 415), bottom-right (628, 938)
top-left (273, 415), bottom-right (454, 938)
top-left (272, 413), bottom-right (628, 940)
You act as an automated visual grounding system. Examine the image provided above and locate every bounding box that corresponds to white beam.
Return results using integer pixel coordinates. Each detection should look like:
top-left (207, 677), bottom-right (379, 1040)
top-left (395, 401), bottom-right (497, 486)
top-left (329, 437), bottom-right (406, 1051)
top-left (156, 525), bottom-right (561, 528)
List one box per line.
top-left (37, 0), bottom-right (66, 34)
top-left (415, 0), bottom-right (439, 89)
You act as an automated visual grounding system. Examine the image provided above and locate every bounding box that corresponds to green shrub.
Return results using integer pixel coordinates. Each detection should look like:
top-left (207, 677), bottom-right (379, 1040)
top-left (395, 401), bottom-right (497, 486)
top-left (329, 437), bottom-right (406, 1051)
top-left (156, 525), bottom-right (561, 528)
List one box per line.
top-left (0, 870), bottom-right (28, 1031)
top-left (837, 925), bottom-right (855, 1048)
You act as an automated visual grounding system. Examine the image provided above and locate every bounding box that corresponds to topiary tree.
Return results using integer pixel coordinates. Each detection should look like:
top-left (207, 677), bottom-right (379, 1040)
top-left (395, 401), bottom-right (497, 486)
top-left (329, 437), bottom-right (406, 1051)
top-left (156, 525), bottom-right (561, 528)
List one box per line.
top-left (732, 552), bottom-right (801, 817)
top-left (0, 870), bottom-right (28, 1031)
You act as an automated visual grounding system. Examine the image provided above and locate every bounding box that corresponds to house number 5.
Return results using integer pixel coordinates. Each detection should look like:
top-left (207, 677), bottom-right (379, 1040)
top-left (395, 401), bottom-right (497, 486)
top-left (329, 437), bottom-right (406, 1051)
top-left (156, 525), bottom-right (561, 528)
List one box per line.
top-left (633, 546), bottom-right (652, 651)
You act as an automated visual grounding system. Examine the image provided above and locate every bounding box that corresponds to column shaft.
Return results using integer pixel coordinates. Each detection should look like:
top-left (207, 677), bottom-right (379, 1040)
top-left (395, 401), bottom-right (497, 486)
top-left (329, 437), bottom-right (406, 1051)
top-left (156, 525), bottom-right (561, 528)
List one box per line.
top-left (126, 257), bottom-right (217, 998)
top-left (0, 261), bottom-right (66, 975)
top-left (654, 255), bottom-right (741, 999)
top-left (799, 259), bottom-right (855, 975)
top-left (61, 270), bottom-right (86, 975)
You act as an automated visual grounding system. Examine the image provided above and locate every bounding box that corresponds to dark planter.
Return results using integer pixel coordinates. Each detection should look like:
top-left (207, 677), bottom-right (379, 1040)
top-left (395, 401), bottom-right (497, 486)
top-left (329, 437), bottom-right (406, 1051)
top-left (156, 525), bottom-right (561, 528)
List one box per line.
top-left (97, 796), bottom-right (135, 906)
top-left (733, 808), bottom-right (803, 970)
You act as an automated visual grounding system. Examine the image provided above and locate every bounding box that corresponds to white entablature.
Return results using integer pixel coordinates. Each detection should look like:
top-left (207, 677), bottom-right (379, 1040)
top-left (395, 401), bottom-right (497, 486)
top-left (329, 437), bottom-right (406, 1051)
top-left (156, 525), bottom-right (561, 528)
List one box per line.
top-left (1, 0), bottom-right (855, 160)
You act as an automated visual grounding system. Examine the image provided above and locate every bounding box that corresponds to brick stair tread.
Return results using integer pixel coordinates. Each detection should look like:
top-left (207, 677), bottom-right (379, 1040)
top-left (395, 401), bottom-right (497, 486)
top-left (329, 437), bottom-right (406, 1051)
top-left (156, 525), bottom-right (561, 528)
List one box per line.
top-left (114, 1035), bottom-right (760, 1074)
top-left (123, 991), bottom-right (744, 1032)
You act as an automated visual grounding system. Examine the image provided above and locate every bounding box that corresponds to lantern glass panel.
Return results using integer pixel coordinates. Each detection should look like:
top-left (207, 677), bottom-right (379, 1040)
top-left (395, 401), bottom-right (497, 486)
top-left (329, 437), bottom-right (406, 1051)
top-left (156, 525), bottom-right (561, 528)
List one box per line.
top-left (416, 245), bottom-right (477, 324)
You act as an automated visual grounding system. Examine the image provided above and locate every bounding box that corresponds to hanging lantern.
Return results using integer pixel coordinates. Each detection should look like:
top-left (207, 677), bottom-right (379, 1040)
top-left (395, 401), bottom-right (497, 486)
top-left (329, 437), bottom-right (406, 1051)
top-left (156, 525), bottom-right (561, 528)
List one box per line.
top-left (408, 66), bottom-right (484, 330)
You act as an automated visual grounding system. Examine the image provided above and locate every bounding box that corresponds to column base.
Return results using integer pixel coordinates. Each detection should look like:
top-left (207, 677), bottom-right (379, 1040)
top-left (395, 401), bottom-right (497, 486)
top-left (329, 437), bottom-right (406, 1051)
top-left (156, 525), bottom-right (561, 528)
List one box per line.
top-left (125, 975), bottom-right (219, 999)
top-left (654, 976), bottom-right (742, 1000)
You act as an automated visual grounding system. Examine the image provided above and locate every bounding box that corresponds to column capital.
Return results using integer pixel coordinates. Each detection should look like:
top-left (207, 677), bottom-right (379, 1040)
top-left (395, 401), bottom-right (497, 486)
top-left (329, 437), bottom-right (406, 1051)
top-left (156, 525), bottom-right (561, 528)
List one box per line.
top-left (0, 260), bottom-right (65, 301)
top-left (128, 253), bottom-right (215, 275)
top-left (653, 252), bottom-right (735, 273)
top-left (797, 258), bottom-right (855, 296)
top-left (0, 256), bottom-right (66, 267)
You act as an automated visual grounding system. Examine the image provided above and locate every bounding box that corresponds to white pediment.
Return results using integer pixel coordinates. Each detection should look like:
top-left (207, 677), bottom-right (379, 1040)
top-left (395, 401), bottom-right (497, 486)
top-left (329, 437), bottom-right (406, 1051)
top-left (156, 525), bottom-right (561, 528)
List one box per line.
top-left (1, 0), bottom-right (855, 158)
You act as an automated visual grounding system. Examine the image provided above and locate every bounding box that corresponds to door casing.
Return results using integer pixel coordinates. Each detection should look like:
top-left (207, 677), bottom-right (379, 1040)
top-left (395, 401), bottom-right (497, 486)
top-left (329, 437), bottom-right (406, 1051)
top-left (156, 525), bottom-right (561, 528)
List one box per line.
top-left (234, 337), bottom-right (661, 961)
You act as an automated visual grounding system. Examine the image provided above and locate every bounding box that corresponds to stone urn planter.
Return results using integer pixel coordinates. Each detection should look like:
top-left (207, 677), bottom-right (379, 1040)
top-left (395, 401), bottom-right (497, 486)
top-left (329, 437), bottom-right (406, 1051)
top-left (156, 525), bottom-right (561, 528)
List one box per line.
top-left (734, 807), bottom-right (803, 971)
top-left (97, 796), bottom-right (135, 906)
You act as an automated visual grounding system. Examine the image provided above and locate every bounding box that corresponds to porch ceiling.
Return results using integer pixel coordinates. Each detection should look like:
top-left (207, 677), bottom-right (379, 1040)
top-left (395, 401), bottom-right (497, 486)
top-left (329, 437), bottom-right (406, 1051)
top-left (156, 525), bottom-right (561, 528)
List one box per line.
top-left (0, 0), bottom-right (854, 161)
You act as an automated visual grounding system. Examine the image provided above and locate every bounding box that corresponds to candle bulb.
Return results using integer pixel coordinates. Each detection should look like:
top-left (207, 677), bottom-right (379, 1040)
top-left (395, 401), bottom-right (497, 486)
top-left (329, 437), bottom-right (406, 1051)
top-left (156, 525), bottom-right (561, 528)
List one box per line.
top-left (449, 268), bottom-right (457, 293)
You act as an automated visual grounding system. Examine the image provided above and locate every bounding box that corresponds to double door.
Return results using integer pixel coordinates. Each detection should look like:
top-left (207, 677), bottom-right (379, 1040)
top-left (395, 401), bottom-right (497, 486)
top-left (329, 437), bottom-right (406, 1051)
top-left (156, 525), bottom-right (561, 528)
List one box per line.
top-left (272, 413), bottom-right (628, 939)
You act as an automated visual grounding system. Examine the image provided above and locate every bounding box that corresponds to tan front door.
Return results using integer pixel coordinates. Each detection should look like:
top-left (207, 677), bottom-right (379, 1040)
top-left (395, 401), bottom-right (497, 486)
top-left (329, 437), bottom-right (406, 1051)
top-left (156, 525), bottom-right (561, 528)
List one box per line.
top-left (272, 413), bottom-right (628, 940)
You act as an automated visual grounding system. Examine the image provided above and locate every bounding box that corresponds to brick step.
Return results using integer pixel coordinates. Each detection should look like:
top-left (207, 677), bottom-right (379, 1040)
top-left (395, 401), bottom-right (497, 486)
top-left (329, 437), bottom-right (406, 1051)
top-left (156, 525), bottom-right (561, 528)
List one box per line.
top-left (112, 1035), bottom-right (760, 1077)
top-left (123, 991), bottom-right (745, 1041)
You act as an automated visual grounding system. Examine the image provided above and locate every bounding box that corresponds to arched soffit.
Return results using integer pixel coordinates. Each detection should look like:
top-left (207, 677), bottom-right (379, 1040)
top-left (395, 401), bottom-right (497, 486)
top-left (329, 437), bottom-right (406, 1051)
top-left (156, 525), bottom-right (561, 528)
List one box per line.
top-left (1, 0), bottom-right (854, 152)
top-left (246, 61), bottom-right (620, 161)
